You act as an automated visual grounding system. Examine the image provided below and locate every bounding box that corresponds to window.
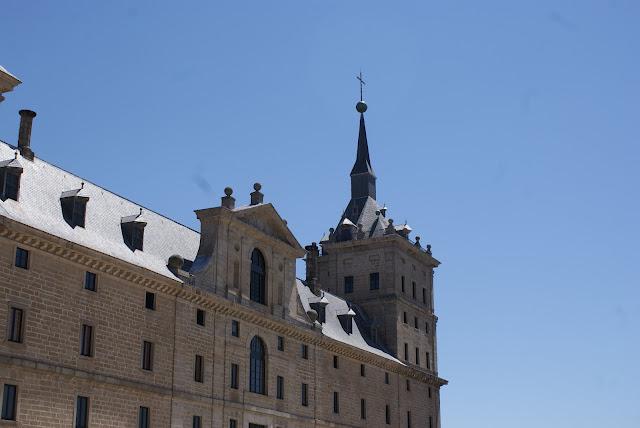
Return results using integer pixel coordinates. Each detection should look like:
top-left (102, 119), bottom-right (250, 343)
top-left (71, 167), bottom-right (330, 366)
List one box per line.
top-left (196, 309), bottom-right (205, 326)
top-left (231, 320), bottom-right (239, 337)
top-left (429, 415), bottom-right (433, 428)
top-left (385, 372), bottom-right (390, 384)
top-left (193, 415), bottom-right (202, 428)
top-left (333, 391), bottom-right (339, 414)
top-left (344, 276), bottom-right (354, 294)
top-left (15, 247), bottom-right (28, 269)
top-left (277, 336), bottom-right (284, 351)
top-left (229, 419), bottom-right (237, 428)
top-left (422, 288), bottom-right (426, 304)
top-left (84, 272), bottom-right (97, 292)
top-left (276, 375), bottom-right (284, 400)
top-left (425, 321), bottom-right (430, 334)
top-left (250, 249), bottom-right (266, 305)
top-left (404, 343), bottom-right (408, 360)
top-left (301, 383), bottom-right (308, 406)
top-left (122, 216), bottom-right (145, 252)
top-left (428, 387), bottom-right (432, 398)
top-left (230, 363), bottom-right (239, 389)
top-left (75, 396), bottom-right (89, 428)
top-left (80, 324), bottom-right (93, 357)
top-left (403, 312), bottom-right (407, 324)
top-left (8, 307), bottom-right (23, 343)
top-left (249, 336), bottom-right (266, 395)
top-left (301, 343), bottom-right (308, 359)
top-left (61, 195), bottom-right (88, 228)
top-left (142, 341), bottom-right (153, 371)
top-left (360, 364), bottom-right (365, 377)
top-left (333, 355), bottom-right (338, 369)
top-left (139, 406), bottom-right (150, 428)
top-left (360, 398), bottom-right (366, 419)
top-left (426, 352), bottom-right (431, 370)
top-left (412, 281), bottom-right (416, 299)
top-left (414, 317), bottom-right (418, 329)
top-left (145, 292), bottom-right (155, 310)
top-left (407, 411), bottom-right (412, 428)
top-left (401, 275), bottom-right (405, 292)
top-left (1, 384), bottom-right (17, 421)
top-left (369, 272), bottom-right (379, 290)
top-left (194, 355), bottom-right (203, 382)
top-left (406, 379), bottom-right (411, 391)
top-left (385, 404), bottom-right (391, 424)
top-left (415, 348), bottom-right (420, 366)
top-left (0, 167), bottom-right (21, 202)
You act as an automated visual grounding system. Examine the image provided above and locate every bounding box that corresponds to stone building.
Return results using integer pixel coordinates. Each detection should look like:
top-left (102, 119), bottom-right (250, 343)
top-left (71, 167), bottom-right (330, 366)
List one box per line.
top-left (0, 95), bottom-right (447, 427)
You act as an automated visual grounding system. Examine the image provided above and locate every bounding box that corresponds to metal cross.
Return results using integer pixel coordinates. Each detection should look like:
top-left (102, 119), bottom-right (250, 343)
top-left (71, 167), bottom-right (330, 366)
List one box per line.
top-left (356, 71), bottom-right (366, 101)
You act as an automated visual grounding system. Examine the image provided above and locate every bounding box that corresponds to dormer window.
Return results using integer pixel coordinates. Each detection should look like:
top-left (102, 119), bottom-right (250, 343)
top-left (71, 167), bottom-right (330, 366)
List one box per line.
top-left (0, 155), bottom-right (23, 202)
top-left (121, 209), bottom-right (147, 252)
top-left (60, 184), bottom-right (89, 228)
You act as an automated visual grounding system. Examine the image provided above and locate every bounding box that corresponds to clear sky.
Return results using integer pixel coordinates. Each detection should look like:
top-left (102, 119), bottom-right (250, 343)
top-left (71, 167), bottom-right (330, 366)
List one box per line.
top-left (2, 1), bottom-right (639, 427)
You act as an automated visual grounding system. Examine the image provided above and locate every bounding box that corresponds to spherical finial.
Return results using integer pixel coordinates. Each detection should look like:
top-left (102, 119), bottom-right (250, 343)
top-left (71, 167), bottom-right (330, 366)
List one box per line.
top-left (253, 182), bottom-right (262, 191)
top-left (224, 187), bottom-right (233, 196)
top-left (356, 100), bottom-right (368, 113)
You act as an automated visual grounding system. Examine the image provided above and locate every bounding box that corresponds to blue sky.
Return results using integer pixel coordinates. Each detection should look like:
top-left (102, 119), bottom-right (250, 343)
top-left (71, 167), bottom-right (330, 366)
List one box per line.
top-left (2, 1), bottom-right (639, 427)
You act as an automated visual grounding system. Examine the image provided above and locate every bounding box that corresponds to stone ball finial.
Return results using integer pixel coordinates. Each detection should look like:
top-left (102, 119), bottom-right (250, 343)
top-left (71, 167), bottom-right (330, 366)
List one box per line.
top-left (168, 254), bottom-right (184, 271)
top-left (253, 182), bottom-right (262, 191)
top-left (306, 309), bottom-right (318, 323)
top-left (224, 187), bottom-right (233, 196)
top-left (388, 218), bottom-right (394, 225)
top-left (356, 100), bottom-right (368, 113)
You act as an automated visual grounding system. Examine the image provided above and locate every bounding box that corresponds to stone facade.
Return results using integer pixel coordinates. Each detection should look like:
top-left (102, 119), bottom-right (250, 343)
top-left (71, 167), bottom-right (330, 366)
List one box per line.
top-left (0, 100), bottom-right (446, 427)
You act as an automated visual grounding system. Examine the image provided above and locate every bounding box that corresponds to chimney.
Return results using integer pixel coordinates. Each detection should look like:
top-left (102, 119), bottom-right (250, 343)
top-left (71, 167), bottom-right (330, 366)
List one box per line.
top-left (305, 242), bottom-right (320, 293)
top-left (221, 187), bottom-right (235, 209)
top-left (250, 182), bottom-right (264, 205)
top-left (17, 109), bottom-right (36, 160)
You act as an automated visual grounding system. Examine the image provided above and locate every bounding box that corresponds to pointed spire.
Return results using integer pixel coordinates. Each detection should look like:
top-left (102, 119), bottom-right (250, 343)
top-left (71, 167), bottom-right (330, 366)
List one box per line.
top-left (350, 113), bottom-right (374, 176)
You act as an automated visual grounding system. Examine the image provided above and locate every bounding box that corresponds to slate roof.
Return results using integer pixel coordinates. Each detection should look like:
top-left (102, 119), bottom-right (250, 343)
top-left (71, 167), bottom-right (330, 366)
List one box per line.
top-left (0, 140), bottom-right (200, 281)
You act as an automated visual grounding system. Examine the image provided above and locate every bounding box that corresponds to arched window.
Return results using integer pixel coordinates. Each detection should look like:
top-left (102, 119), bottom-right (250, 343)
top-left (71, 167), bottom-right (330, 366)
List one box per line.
top-left (250, 249), bottom-right (266, 305)
top-left (249, 336), bottom-right (266, 394)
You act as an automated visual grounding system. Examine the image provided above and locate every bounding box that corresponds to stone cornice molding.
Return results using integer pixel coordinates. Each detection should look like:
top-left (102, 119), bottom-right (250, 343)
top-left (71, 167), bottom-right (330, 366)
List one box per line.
top-left (0, 218), bottom-right (448, 388)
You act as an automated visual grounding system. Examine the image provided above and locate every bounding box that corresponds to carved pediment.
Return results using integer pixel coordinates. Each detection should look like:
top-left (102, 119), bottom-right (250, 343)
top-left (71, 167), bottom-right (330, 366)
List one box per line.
top-left (233, 203), bottom-right (303, 254)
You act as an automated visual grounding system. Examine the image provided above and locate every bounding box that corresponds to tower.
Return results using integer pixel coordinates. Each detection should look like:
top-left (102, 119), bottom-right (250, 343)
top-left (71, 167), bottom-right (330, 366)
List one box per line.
top-left (314, 87), bottom-right (442, 379)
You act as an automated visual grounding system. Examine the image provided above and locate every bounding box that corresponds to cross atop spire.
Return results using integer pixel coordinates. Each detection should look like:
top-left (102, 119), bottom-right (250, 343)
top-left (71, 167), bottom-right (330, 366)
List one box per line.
top-left (356, 71), bottom-right (366, 102)
top-left (350, 73), bottom-right (376, 201)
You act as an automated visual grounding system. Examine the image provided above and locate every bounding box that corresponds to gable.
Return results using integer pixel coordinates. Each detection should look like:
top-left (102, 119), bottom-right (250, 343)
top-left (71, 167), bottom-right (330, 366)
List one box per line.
top-left (233, 203), bottom-right (303, 253)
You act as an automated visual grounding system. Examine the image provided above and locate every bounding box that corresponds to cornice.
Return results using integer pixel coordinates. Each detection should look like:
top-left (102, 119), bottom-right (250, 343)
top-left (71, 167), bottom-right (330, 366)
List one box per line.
top-left (0, 218), bottom-right (447, 388)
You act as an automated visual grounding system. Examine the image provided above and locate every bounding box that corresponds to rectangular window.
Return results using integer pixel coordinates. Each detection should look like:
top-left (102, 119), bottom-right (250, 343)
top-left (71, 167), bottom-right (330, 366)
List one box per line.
top-left (360, 398), bottom-right (366, 419)
top-left (412, 281), bottom-right (416, 299)
top-left (231, 320), bottom-right (239, 337)
top-left (301, 344), bottom-right (308, 359)
top-left (194, 355), bottom-right (203, 382)
top-left (344, 276), bottom-right (354, 294)
top-left (369, 272), bottom-right (379, 290)
top-left (401, 275), bottom-right (405, 292)
top-left (429, 415), bottom-right (433, 428)
top-left (406, 379), bottom-right (411, 391)
top-left (428, 387), bottom-right (432, 398)
top-left (407, 410), bottom-right (412, 428)
top-left (193, 415), bottom-right (202, 428)
top-left (425, 321), bottom-right (430, 334)
top-left (80, 324), bottom-right (93, 357)
top-left (414, 317), bottom-right (418, 329)
top-left (277, 336), bottom-right (284, 351)
top-left (138, 406), bottom-right (150, 428)
top-left (403, 312), bottom-right (407, 324)
top-left (229, 419), bottom-right (237, 428)
top-left (404, 343), bottom-right (408, 360)
top-left (15, 247), bottom-right (28, 269)
top-left (84, 272), bottom-right (97, 292)
top-left (333, 391), bottom-right (339, 414)
top-left (276, 375), bottom-right (284, 400)
top-left (230, 363), bottom-right (239, 389)
top-left (75, 396), bottom-right (89, 428)
top-left (360, 364), bottom-right (365, 377)
top-left (1, 384), bottom-right (17, 421)
top-left (415, 348), bottom-right (420, 365)
top-left (301, 383), bottom-right (308, 406)
top-left (145, 292), bottom-right (155, 310)
top-left (142, 341), bottom-right (153, 371)
top-left (196, 309), bottom-right (205, 326)
top-left (385, 404), bottom-right (391, 425)
top-left (422, 288), bottom-right (426, 304)
top-left (426, 352), bottom-right (431, 369)
top-left (8, 307), bottom-right (23, 343)
top-left (385, 372), bottom-right (390, 384)
top-left (333, 355), bottom-right (338, 369)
